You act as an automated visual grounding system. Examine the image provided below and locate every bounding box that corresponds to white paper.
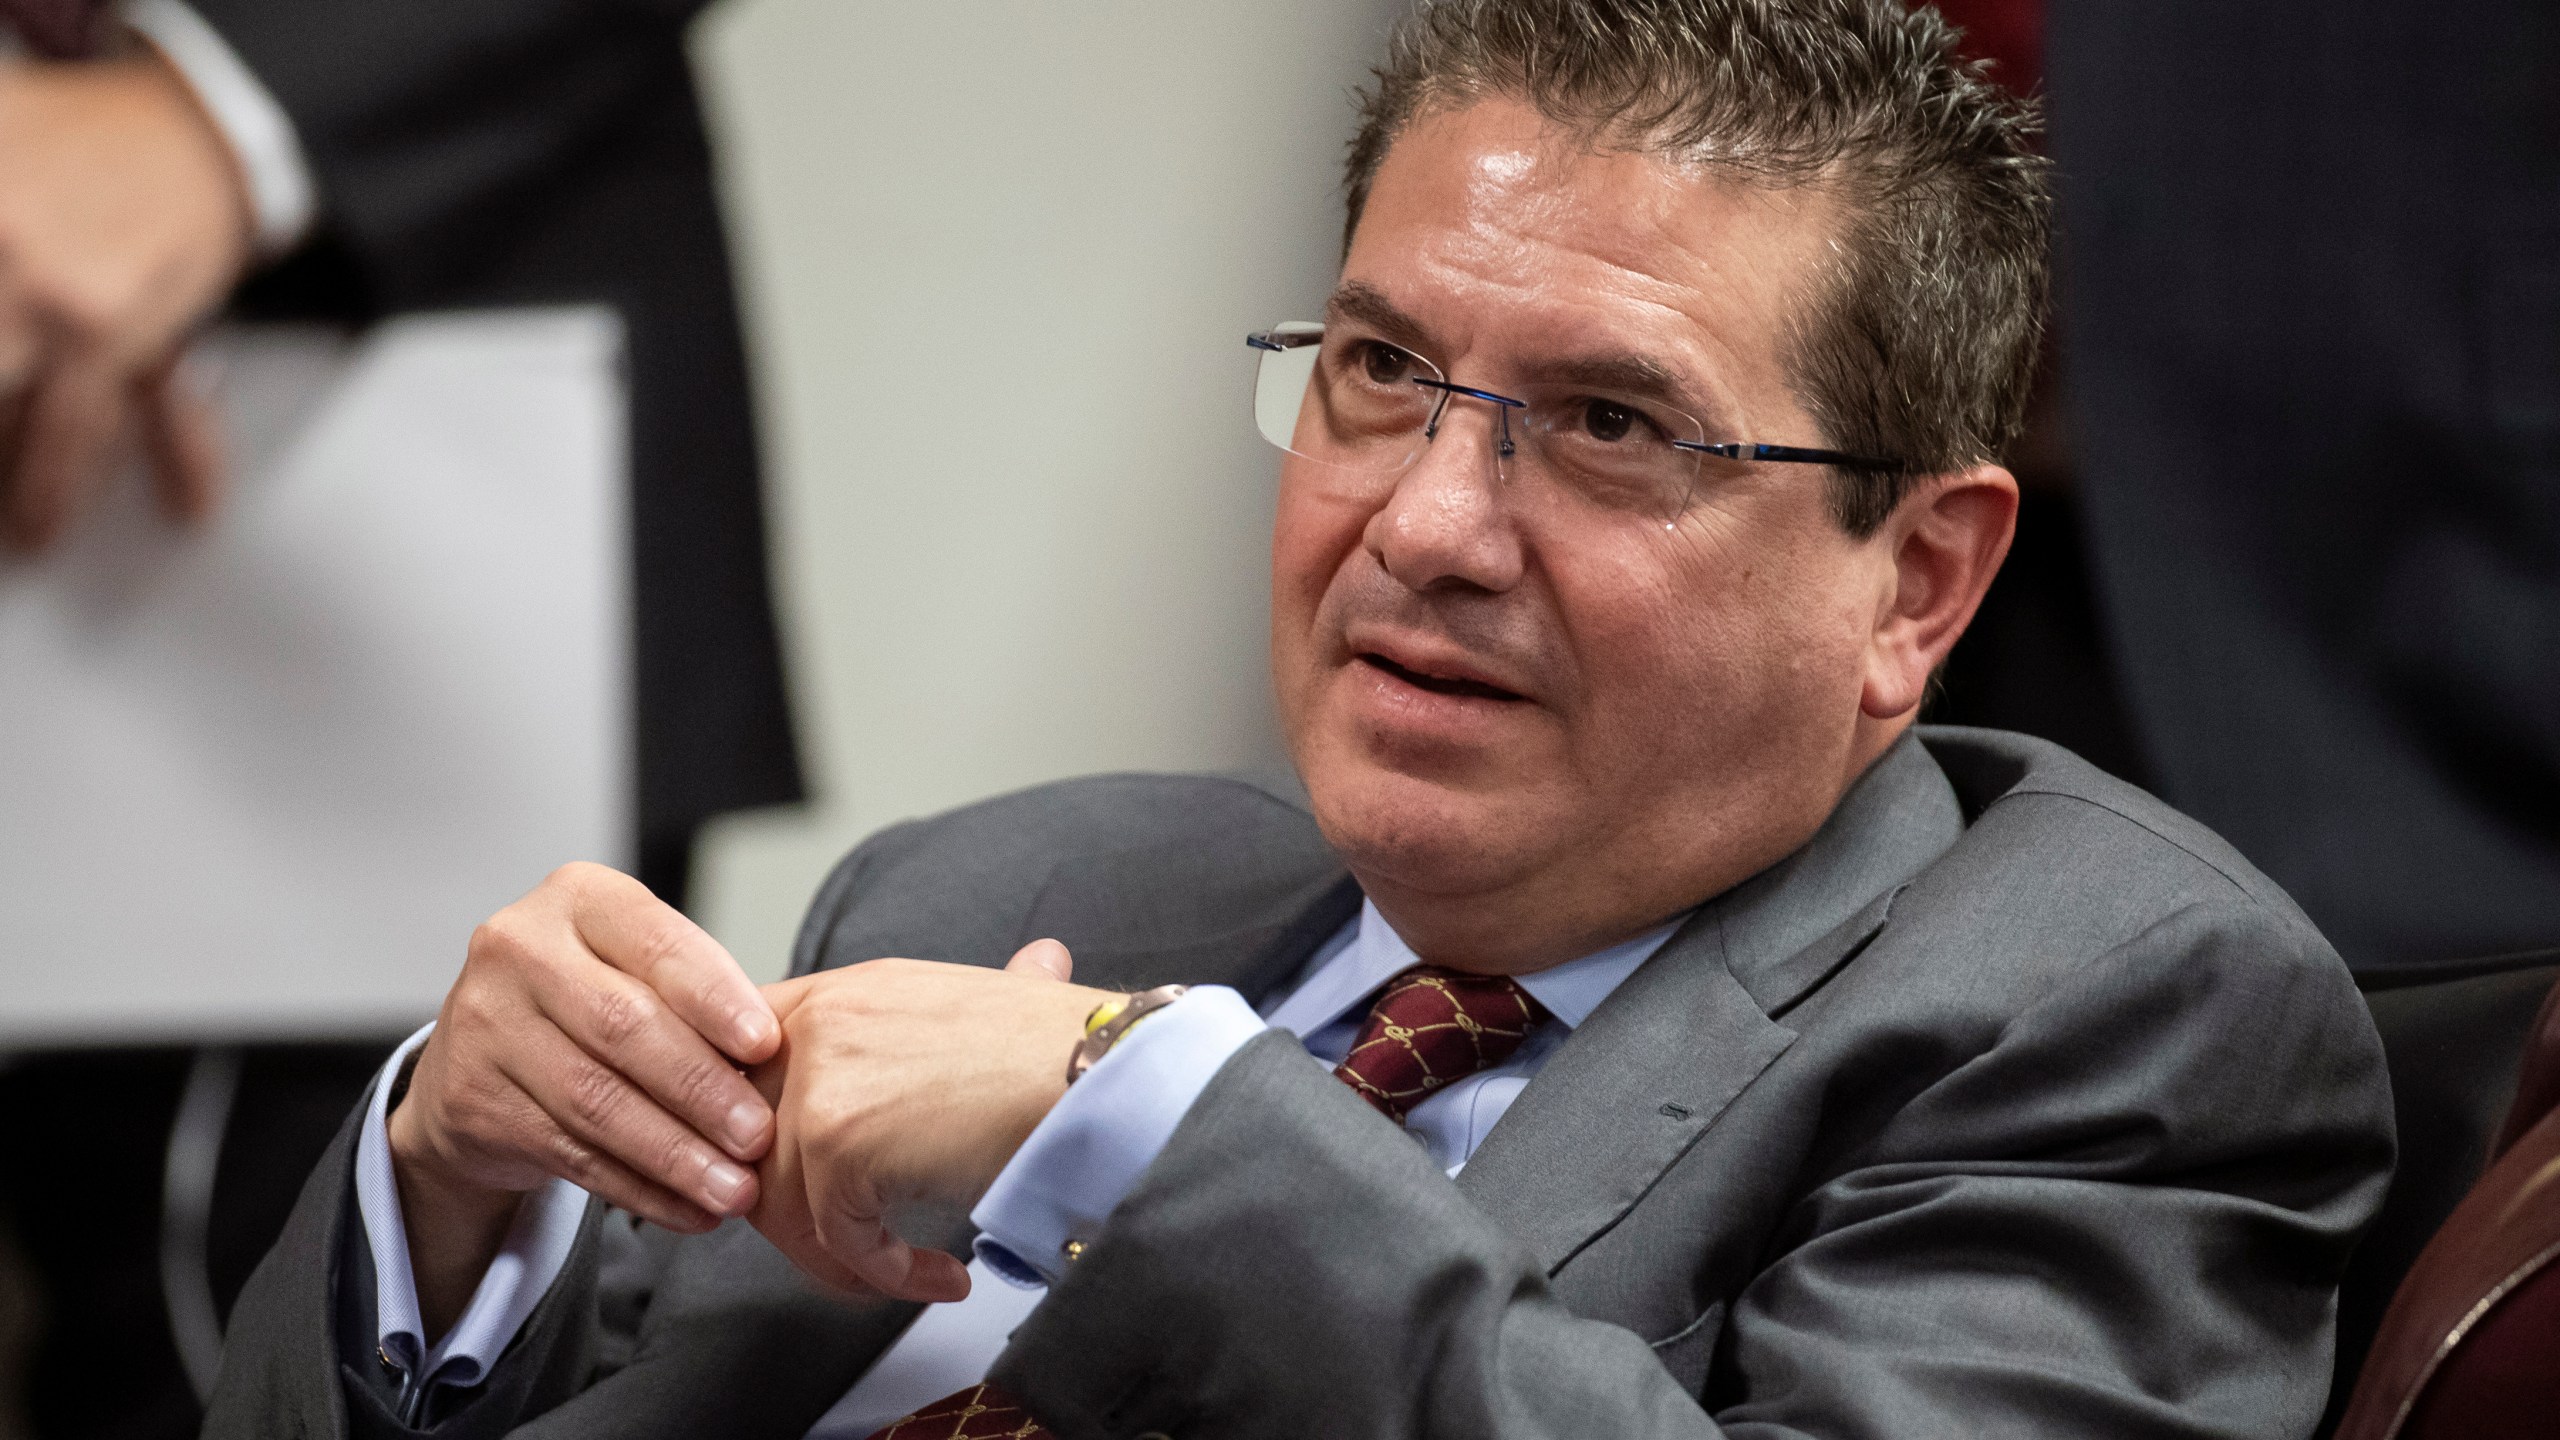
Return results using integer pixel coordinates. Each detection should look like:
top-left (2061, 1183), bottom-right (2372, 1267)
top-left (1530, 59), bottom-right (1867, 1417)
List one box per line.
top-left (0, 309), bottom-right (629, 1044)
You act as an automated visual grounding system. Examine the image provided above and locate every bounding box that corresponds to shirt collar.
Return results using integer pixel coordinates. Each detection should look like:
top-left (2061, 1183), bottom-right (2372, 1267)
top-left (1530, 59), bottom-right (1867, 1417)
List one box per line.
top-left (1262, 898), bottom-right (1681, 1038)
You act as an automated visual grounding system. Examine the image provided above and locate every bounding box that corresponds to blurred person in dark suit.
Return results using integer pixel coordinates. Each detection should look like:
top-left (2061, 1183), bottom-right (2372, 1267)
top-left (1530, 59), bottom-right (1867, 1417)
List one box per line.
top-left (2046, 2), bottom-right (2560, 969)
top-left (0, 0), bottom-right (799, 888)
top-left (1916, 0), bottom-right (2156, 789)
top-left (0, 1), bottom-right (799, 1434)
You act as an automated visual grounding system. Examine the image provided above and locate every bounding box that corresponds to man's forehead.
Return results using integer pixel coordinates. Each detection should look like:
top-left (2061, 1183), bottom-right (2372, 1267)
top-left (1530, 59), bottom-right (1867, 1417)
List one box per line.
top-left (1342, 97), bottom-right (1841, 396)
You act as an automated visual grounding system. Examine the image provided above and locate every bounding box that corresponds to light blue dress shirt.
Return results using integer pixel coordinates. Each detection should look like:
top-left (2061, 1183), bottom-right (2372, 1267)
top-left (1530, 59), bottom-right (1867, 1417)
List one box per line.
top-left (350, 900), bottom-right (1680, 1435)
top-left (354, 1024), bottom-right (588, 1415)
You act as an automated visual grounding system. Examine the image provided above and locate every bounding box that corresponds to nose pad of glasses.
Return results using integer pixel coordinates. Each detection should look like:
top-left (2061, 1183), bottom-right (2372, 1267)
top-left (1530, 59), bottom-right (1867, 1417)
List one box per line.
top-left (1411, 378), bottom-right (1523, 468)
top-left (1421, 388), bottom-right (1450, 444)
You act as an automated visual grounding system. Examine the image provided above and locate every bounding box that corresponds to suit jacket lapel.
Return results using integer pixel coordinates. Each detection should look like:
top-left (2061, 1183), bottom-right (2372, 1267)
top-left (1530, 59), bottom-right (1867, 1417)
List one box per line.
top-left (1223, 874), bottom-right (1366, 1004)
top-left (1455, 732), bottom-right (1964, 1272)
top-left (1455, 916), bottom-right (1796, 1272)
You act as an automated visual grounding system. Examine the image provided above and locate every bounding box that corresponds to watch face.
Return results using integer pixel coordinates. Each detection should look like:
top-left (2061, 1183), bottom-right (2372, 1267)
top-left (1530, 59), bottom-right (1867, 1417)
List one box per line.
top-left (1085, 996), bottom-right (1134, 1036)
top-left (1069, 986), bottom-right (1189, 1084)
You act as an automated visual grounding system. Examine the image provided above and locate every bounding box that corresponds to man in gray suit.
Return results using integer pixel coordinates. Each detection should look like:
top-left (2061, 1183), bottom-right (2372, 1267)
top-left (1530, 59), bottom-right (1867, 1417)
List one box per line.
top-left (207, 2), bottom-right (2396, 1437)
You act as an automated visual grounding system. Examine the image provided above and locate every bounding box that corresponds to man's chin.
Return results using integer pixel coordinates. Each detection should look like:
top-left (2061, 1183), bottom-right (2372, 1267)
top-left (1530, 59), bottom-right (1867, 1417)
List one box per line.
top-left (1300, 751), bottom-right (1550, 901)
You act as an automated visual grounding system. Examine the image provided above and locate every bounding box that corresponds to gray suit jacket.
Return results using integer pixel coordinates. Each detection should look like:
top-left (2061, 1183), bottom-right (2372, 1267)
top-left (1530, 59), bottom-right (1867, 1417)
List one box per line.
top-left (204, 727), bottom-right (2395, 1440)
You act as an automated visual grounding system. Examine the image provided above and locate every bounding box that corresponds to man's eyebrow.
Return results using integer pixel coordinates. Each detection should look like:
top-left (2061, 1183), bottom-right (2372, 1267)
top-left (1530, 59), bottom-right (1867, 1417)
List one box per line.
top-left (1324, 282), bottom-right (1434, 351)
top-left (1523, 352), bottom-right (1690, 404)
top-left (1325, 285), bottom-right (1724, 424)
top-left (1525, 351), bottom-right (1735, 431)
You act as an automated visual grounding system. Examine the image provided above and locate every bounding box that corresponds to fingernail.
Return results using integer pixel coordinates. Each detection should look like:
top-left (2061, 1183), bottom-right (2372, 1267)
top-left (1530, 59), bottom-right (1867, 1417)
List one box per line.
top-left (734, 1010), bottom-right (774, 1051)
top-left (724, 1100), bottom-right (766, 1151)
top-left (703, 1159), bottom-right (752, 1211)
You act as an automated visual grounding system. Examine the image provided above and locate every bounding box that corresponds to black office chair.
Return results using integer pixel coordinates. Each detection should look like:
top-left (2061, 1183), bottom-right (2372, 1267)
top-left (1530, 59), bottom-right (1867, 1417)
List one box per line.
top-left (2322, 948), bottom-right (2560, 1434)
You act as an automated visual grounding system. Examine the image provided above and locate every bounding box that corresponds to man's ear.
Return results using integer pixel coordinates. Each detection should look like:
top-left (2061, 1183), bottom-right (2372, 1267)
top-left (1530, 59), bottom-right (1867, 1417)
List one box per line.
top-left (1859, 464), bottom-right (2018, 721)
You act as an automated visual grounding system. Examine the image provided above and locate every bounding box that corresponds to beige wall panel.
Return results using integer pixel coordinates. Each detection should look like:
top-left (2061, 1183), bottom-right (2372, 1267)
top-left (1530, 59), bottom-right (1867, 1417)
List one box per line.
top-left (691, 1), bottom-right (1400, 978)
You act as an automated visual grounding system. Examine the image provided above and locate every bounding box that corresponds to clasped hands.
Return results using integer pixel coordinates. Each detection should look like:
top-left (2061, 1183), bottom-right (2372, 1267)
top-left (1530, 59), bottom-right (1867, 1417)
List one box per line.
top-left (386, 864), bottom-right (1117, 1332)
top-left (0, 46), bottom-right (249, 550)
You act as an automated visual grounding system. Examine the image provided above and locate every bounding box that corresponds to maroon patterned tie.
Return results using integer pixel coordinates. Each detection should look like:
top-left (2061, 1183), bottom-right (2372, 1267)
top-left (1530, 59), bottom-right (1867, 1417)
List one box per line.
top-left (1331, 965), bottom-right (1551, 1120)
top-left (0, 0), bottom-right (110, 59)
top-left (862, 964), bottom-right (1548, 1439)
top-left (865, 1384), bottom-right (1048, 1439)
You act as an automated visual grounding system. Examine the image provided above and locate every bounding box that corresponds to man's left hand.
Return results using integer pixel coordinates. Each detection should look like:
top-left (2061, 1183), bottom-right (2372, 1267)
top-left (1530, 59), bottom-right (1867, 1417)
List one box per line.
top-left (748, 940), bottom-right (1110, 1303)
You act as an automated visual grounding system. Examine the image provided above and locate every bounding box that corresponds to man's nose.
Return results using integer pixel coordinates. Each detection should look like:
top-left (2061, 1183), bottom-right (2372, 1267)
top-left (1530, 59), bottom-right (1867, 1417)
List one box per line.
top-left (1363, 399), bottom-right (1528, 595)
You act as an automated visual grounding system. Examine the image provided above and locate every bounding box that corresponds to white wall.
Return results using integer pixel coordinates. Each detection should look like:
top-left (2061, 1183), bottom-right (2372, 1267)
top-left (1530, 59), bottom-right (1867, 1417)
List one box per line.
top-left (689, 2), bottom-right (1401, 980)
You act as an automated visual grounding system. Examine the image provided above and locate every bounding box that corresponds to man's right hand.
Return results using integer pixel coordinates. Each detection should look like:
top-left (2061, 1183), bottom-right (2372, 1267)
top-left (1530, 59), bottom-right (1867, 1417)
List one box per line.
top-left (386, 863), bottom-right (780, 1335)
top-left (0, 48), bottom-right (250, 551)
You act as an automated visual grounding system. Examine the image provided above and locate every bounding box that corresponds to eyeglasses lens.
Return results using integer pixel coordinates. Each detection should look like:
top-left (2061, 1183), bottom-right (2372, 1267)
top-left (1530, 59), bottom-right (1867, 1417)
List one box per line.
top-left (1251, 323), bottom-right (1709, 524)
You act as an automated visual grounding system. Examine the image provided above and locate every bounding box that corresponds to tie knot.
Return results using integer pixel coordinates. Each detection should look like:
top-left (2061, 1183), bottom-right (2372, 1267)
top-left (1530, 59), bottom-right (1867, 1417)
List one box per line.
top-left (1332, 966), bottom-right (1550, 1122)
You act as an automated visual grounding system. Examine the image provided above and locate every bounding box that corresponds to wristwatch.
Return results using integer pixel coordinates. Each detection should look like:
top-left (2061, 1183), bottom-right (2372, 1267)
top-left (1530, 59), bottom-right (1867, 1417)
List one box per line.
top-left (1066, 984), bottom-right (1189, 1084)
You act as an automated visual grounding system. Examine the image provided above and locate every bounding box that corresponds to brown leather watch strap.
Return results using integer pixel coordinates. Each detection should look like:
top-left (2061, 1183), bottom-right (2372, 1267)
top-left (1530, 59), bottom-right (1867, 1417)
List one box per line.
top-left (1066, 984), bottom-right (1189, 1085)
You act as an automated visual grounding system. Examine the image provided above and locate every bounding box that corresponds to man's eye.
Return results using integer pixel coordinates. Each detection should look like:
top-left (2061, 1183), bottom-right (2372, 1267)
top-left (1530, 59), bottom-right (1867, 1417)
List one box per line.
top-left (1360, 343), bottom-right (1417, 386)
top-left (1581, 399), bottom-right (1645, 444)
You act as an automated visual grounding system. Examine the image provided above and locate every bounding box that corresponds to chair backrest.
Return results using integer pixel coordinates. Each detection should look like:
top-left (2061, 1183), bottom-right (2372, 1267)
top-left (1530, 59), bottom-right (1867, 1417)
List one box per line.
top-left (2331, 969), bottom-right (2560, 1440)
top-left (2329, 954), bottom-right (2560, 1428)
top-left (2492, 972), bottom-right (2560, 1159)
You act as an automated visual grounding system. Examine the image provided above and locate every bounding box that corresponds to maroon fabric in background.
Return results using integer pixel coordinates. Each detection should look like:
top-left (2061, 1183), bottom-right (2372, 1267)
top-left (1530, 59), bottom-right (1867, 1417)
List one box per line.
top-left (1930, 0), bottom-right (2045, 94)
top-left (0, 0), bottom-right (108, 58)
top-left (2400, 1262), bottom-right (2560, 1440)
top-left (2338, 1092), bottom-right (2560, 1440)
top-left (2492, 975), bottom-right (2560, 1158)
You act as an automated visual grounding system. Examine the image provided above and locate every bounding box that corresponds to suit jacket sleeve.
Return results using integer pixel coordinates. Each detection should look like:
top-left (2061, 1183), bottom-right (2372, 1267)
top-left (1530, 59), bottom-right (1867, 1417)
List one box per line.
top-left (205, 1066), bottom-right (931, 1440)
top-left (181, 0), bottom-right (720, 300)
top-left (200, 1078), bottom-right (614, 1440)
top-left (991, 906), bottom-right (2393, 1439)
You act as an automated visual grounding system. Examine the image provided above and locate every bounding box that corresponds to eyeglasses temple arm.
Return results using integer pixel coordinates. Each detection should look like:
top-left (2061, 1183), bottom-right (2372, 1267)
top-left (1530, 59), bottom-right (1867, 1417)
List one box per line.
top-left (1246, 330), bottom-right (1324, 353)
top-left (1673, 440), bottom-right (1904, 471)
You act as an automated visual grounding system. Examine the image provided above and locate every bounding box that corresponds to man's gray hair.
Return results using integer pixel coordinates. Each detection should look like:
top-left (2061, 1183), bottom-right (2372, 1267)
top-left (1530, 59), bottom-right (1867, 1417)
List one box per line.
top-left (1345, 0), bottom-right (2050, 534)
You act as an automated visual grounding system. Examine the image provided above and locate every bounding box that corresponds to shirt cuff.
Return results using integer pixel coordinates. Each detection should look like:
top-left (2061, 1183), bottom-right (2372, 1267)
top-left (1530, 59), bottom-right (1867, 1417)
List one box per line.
top-left (353, 1023), bottom-right (590, 1391)
top-left (123, 0), bottom-right (317, 255)
top-left (969, 985), bottom-right (1268, 1288)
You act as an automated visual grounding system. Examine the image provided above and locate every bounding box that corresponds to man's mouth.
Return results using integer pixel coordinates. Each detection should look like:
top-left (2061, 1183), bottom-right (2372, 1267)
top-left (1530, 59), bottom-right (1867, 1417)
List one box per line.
top-left (1359, 652), bottom-right (1527, 703)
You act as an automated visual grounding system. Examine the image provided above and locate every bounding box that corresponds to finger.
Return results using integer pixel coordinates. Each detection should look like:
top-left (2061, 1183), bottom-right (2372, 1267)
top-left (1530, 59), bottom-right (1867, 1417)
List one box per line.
top-left (740, 1052), bottom-right (887, 1300)
top-left (831, 1228), bottom-right (971, 1305)
top-left (136, 355), bottom-right (223, 524)
top-left (4, 356), bottom-right (125, 550)
top-left (1003, 938), bottom-right (1074, 983)
top-left (0, 262), bottom-right (38, 392)
top-left (808, 1177), bottom-right (971, 1304)
top-left (762, 1037), bottom-right (969, 1304)
top-left (508, 1107), bottom-right (721, 1236)
top-left (755, 1214), bottom-right (881, 1297)
top-left (527, 952), bottom-right (776, 1163)
top-left (0, 278), bottom-right (38, 397)
top-left (567, 865), bottom-right (779, 1064)
top-left (444, 1048), bottom-right (720, 1232)
top-left (747, 1150), bottom-right (881, 1297)
top-left (0, 388), bottom-right (26, 541)
top-left (759, 973), bottom-right (819, 1032)
top-left (499, 1023), bottom-right (761, 1219)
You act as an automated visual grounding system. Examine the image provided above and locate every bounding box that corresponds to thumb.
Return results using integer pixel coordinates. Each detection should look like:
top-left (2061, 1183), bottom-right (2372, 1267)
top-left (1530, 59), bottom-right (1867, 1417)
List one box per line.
top-left (758, 974), bottom-right (820, 1030)
top-left (1003, 938), bottom-right (1073, 983)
